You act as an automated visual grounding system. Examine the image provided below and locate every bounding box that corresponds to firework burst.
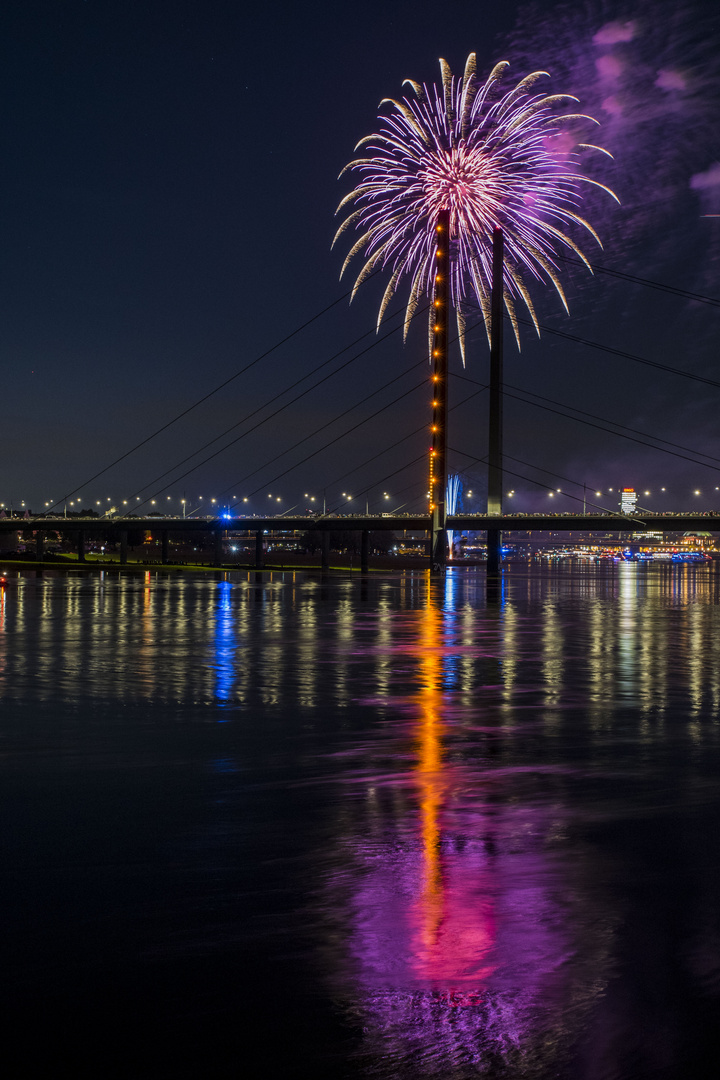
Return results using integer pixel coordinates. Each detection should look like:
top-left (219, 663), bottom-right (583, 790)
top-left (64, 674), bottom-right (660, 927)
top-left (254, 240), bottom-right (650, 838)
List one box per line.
top-left (334, 54), bottom-right (618, 358)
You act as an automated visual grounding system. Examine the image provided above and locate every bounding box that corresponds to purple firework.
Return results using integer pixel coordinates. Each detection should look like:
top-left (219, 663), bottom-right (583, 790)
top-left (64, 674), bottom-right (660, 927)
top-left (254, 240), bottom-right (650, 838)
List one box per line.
top-left (334, 54), bottom-right (618, 357)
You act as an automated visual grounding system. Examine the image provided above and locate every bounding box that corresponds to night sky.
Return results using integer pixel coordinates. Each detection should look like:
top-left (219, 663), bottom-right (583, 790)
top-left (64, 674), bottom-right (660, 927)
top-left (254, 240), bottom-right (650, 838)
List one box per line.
top-left (1, 0), bottom-right (718, 517)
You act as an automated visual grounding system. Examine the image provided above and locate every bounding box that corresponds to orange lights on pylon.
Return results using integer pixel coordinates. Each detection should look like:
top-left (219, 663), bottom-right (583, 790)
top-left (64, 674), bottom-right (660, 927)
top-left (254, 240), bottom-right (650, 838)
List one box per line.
top-left (429, 208), bottom-right (449, 568)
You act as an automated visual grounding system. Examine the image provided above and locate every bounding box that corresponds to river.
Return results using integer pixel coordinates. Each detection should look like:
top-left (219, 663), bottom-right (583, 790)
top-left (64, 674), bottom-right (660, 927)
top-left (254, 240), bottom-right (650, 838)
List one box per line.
top-left (1, 563), bottom-right (719, 1078)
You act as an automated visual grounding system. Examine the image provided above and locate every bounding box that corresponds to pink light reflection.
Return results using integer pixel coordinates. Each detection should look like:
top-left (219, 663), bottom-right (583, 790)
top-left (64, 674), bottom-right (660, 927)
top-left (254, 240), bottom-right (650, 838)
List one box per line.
top-left (326, 596), bottom-right (611, 1071)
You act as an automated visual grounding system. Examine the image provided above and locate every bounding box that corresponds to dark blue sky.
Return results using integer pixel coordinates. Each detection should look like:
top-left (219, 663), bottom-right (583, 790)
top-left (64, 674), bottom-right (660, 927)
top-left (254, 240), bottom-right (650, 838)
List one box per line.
top-left (1, 0), bottom-right (718, 516)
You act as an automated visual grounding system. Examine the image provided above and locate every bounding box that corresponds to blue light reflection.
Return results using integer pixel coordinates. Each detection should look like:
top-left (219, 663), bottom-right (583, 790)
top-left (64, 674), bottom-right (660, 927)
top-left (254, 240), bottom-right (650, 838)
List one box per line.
top-left (213, 580), bottom-right (236, 708)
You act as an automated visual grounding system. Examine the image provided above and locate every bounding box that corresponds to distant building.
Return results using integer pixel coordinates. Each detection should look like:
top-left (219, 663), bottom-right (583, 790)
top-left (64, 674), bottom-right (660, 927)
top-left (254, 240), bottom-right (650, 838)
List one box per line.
top-left (681, 531), bottom-right (714, 551)
top-left (620, 488), bottom-right (638, 514)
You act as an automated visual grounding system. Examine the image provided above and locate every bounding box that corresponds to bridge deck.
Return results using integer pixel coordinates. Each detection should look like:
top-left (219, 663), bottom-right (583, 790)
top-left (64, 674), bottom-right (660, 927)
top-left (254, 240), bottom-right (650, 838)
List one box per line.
top-left (1, 513), bottom-right (719, 533)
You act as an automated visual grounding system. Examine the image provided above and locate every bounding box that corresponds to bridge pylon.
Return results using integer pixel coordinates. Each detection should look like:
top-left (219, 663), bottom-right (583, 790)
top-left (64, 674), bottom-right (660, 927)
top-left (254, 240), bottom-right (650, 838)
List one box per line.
top-left (429, 209), bottom-right (449, 571)
top-left (486, 226), bottom-right (504, 577)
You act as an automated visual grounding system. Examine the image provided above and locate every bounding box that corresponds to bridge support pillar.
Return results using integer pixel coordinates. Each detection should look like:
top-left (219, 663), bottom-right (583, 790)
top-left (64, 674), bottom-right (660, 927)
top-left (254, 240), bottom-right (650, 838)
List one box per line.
top-left (321, 531), bottom-right (330, 571)
top-left (361, 530), bottom-right (369, 573)
top-left (255, 530), bottom-right (264, 570)
top-left (119, 530), bottom-right (128, 565)
top-left (161, 530), bottom-right (169, 565)
top-left (35, 531), bottom-right (44, 560)
top-left (77, 530), bottom-right (85, 562)
top-left (213, 530), bottom-right (223, 567)
top-left (487, 529), bottom-right (502, 578)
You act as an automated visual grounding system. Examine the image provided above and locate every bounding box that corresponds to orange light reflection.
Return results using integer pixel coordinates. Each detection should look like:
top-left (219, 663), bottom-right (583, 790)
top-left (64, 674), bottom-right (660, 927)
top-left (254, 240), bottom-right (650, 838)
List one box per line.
top-left (410, 588), bottom-right (496, 986)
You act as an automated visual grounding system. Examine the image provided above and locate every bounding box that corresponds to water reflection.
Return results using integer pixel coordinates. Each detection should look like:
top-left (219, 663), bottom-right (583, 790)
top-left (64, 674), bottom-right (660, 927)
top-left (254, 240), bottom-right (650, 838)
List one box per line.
top-left (213, 581), bottom-right (236, 705)
top-left (2, 565), bottom-right (720, 1077)
top-left (327, 575), bottom-right (613, 1076)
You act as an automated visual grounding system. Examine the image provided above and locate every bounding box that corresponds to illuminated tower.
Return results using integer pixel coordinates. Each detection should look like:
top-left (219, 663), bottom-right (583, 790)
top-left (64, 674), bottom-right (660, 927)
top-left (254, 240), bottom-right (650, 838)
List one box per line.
top-left (429, 210), bottom-right (449, 569)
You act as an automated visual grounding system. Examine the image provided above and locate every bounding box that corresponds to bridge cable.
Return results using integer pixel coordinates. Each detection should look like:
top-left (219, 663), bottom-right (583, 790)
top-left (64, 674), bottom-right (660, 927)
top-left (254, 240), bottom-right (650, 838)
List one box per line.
top-left (322, 454), bottom-right (430, 518)
top-left (125, 297), bottom-right (428, 507)
top-left (189, 368), bottom-right (429, 513)
top-left (319, 386), bottom-right (490, 516)
top-left (459, 300), bottom-right (720, 392)
top-left (219, 339), bottom-right (491, 515)
top-left (131, 302), bottom-right (435, 513)
top-left (236, 379), bottom-right (428, 509)
top-left (554, 254), bottom-right (720, 308)
top-left (451, 372), bottom-right (720, 477)
top-left (173, 306), bottom-right (490, 517)
top-left (48, 267), bottom-right (388, 512)
top-left (48, 257), bottom-right (719, 512)
top-left (137, 284), bottom-right (491, 513)
top-left (452, 371), bottom-right (720, 471)
top-left (447, 447), bottom-right (639, 521)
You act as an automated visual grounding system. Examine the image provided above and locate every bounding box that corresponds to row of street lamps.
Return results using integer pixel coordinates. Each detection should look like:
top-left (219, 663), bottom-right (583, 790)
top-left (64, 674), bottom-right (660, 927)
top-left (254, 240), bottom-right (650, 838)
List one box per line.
top-left (504, 486), bottom-right (720, 509)
top-left (7, 485), bottom-right (720, 518)
top-left (2, 491), bottom-right (413, 517)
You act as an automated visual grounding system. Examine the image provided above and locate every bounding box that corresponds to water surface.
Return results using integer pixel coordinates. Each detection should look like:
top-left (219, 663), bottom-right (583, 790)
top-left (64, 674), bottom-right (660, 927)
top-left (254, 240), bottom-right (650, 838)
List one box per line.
top-left (1, 564), bottom-right (720, 1078)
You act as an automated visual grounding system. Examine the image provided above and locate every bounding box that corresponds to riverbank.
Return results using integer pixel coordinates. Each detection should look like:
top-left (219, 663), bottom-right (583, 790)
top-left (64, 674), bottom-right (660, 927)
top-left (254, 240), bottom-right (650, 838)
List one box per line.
top-left (0, 552), bottom-right (440, 574)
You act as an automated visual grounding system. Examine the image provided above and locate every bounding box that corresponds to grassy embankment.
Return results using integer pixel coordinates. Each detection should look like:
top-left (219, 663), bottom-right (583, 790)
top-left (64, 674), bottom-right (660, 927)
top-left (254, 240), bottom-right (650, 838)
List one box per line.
top-left (0, 551), bottom-right (431, 573)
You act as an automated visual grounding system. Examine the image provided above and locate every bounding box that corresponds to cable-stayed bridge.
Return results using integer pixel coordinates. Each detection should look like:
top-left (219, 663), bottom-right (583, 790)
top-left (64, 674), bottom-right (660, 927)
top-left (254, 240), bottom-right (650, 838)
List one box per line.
top-left (2, 512), bottom-right (719, 571)
top-left (6, 237), bottom-right (720, 573)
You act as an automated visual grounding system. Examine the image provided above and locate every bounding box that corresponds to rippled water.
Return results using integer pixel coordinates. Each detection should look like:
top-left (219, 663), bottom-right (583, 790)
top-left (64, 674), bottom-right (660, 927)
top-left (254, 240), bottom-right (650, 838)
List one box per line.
top-left (2, 564), bottom-right (720, 1078)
